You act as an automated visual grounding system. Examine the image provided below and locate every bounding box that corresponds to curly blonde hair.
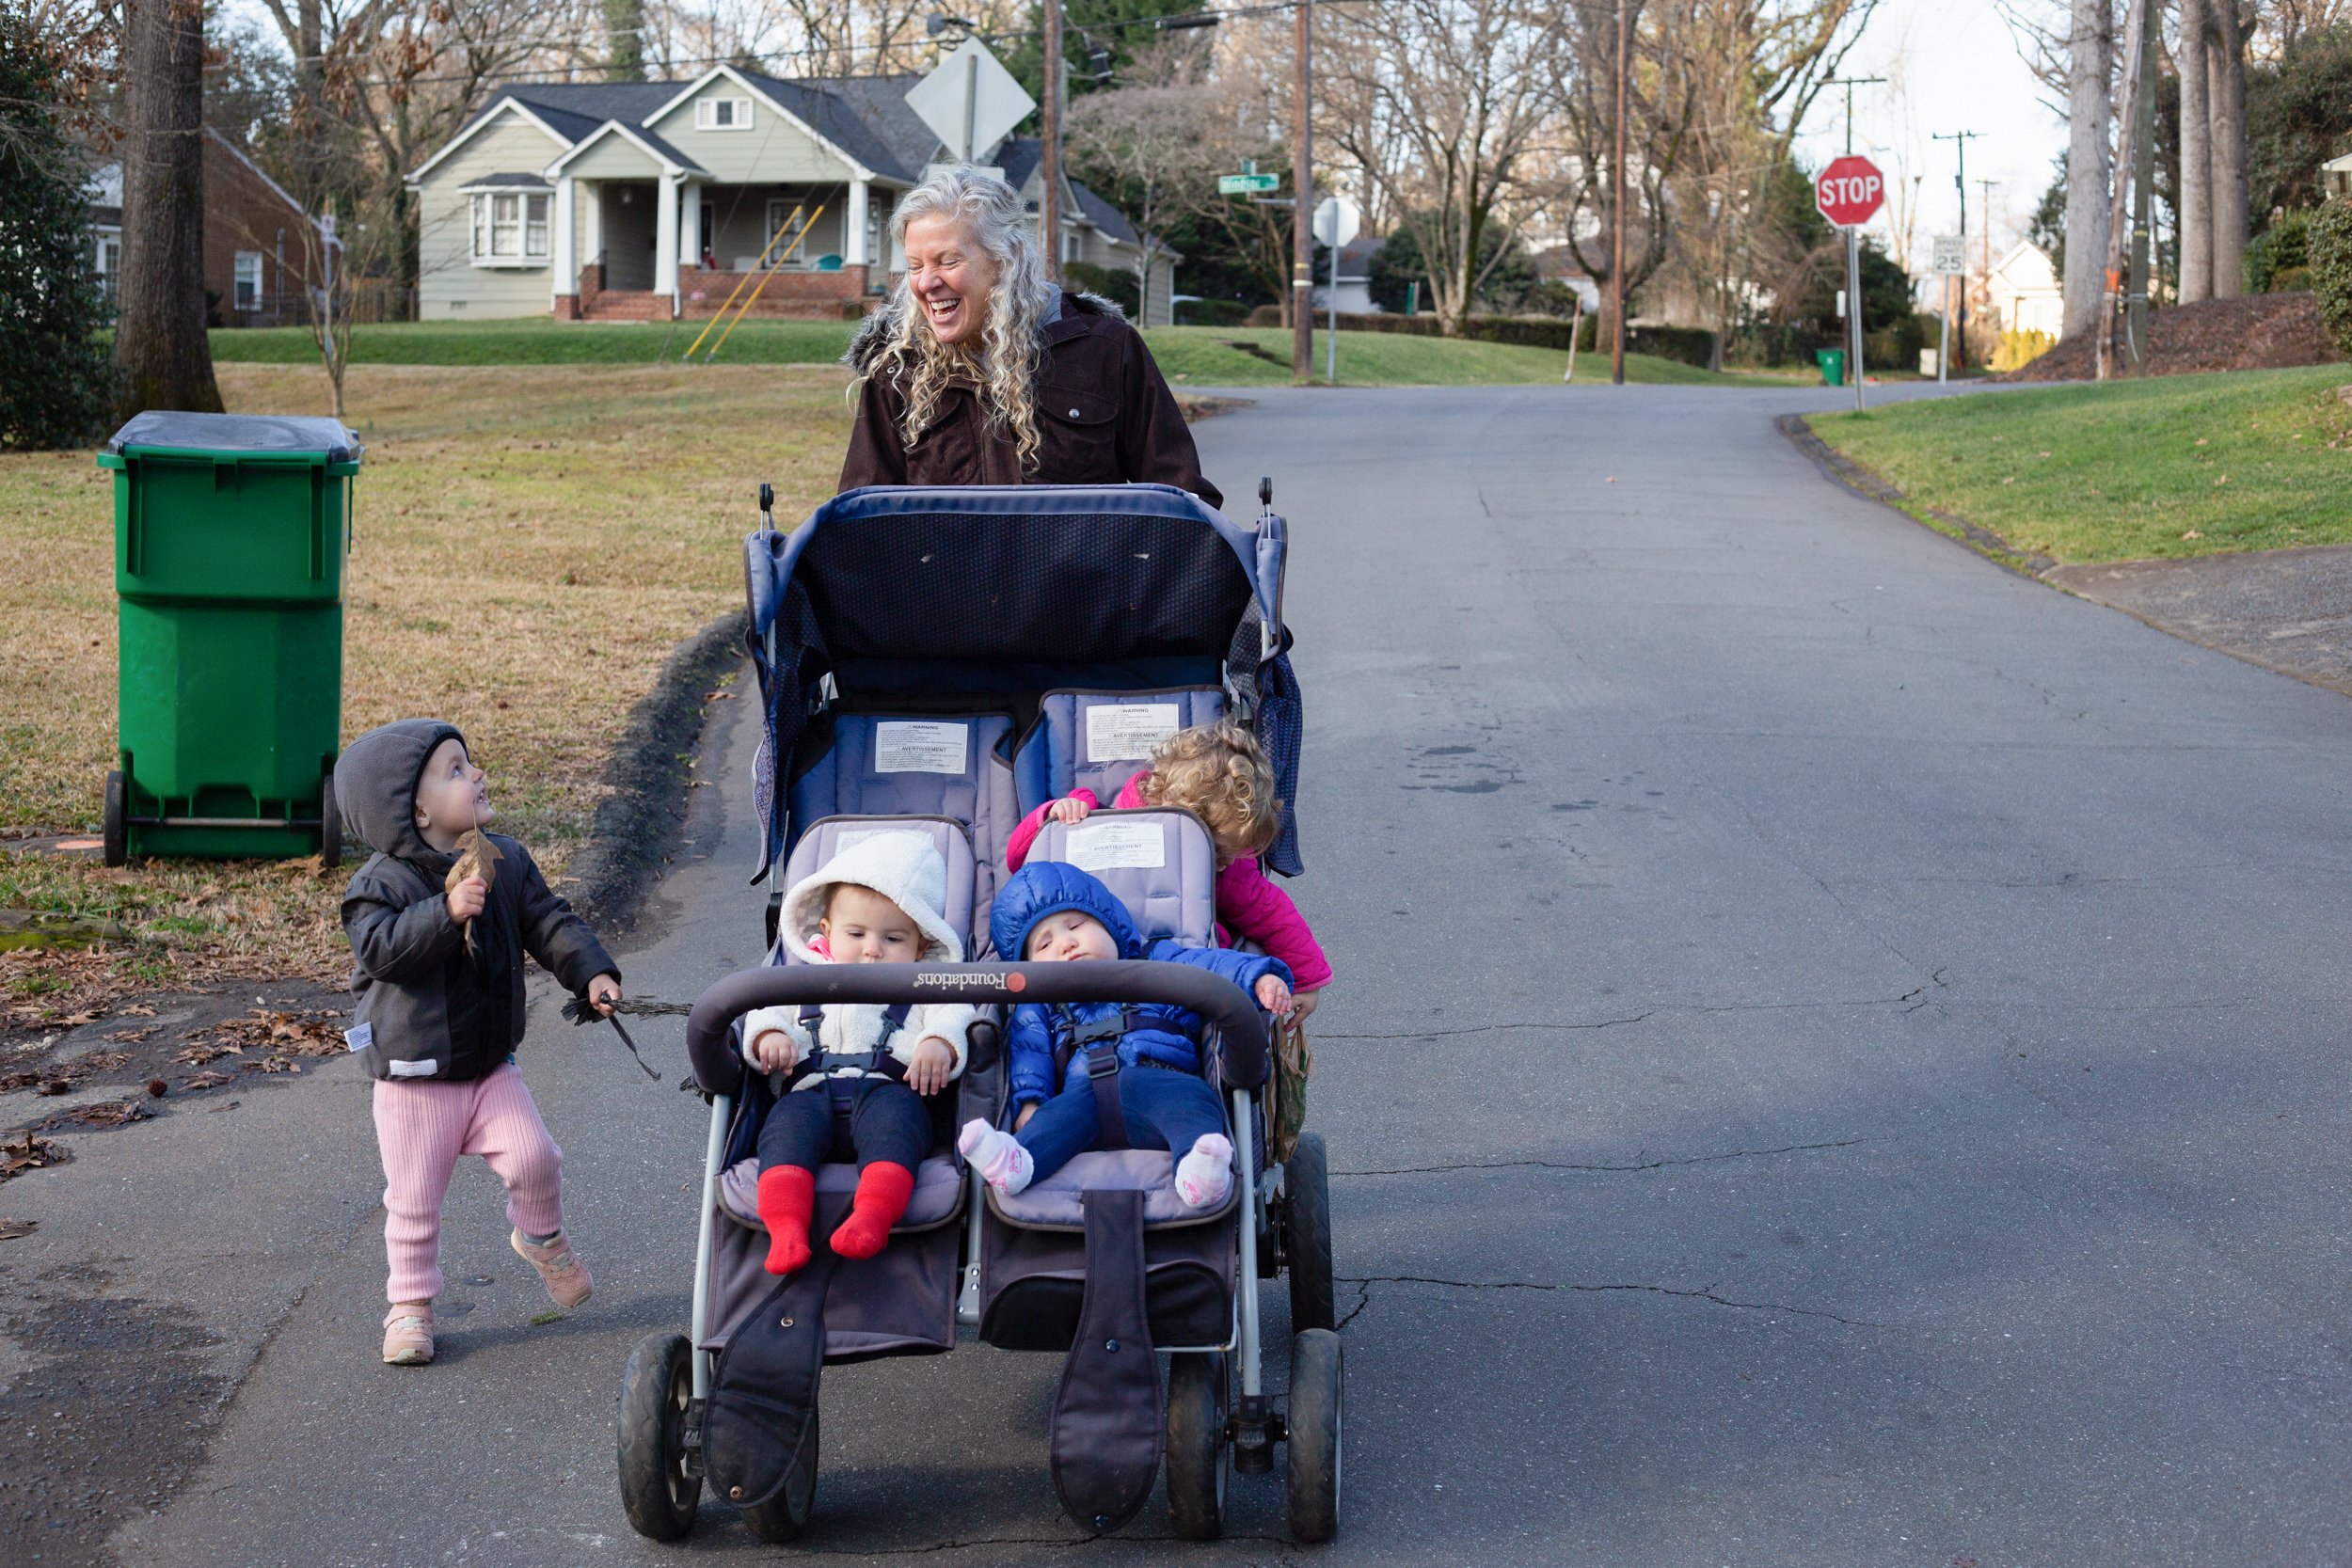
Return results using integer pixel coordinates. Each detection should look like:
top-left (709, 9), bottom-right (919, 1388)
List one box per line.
top-left (861, 168), bottom-right (1049, 474)
top-left (1136, 722), bottom-right (1281, 865)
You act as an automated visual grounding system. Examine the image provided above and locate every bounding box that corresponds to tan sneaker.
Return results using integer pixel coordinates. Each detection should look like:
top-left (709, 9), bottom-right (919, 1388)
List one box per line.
top-left (511, 1227), bottom-right (593, 1309)
top-left (382, 1302), bottom-right (435, 1366)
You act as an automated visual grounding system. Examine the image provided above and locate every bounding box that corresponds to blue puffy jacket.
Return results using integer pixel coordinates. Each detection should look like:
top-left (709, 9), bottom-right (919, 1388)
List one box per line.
top-left (992, 861), bottom-right (1291, 1110)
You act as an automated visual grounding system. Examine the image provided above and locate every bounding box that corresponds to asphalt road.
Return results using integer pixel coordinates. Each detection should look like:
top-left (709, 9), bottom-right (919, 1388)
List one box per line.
top-left (10, 378), bottom-right (2352, 1566)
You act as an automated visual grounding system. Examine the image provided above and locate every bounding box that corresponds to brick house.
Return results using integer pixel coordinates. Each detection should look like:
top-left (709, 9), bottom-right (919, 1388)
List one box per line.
top-left (402, 64), bottom-right (1175, 324)
top-left (86, 128), bottom-right (335, 328)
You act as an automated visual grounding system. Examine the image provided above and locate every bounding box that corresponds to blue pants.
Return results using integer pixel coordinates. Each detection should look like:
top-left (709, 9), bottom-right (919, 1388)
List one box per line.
top-left (1016, 1066), bottom-right (1226, 1185)
top-left (757, 1078), bottom-right (930, 1175)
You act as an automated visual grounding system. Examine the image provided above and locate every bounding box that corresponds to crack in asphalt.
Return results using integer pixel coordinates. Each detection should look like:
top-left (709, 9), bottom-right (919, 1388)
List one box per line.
top-left (1335, 1279), bottom-right (1374, 1332)
top-left (1335, 1137), bottom-right (1866, 1179)
top-left (1339, 1274), bottom-right (1890, 1329)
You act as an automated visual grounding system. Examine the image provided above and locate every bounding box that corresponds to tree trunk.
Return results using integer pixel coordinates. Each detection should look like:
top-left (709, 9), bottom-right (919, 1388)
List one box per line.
top-left (2062, 0), bottom-right (2115, 337)
top-left (2178, 0), bottom-right (2214, 302)
top-left (114, 0), bottom-right (222, 420)
top-left (2209, 0), bottom-right (2248, 296)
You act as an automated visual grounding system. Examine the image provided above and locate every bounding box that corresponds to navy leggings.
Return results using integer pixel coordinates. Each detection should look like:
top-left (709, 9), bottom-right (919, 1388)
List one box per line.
top-left (757, 1078), bottom-right (931, 1175)
top-left (1015, 1065), bottom-right (1226, 1185)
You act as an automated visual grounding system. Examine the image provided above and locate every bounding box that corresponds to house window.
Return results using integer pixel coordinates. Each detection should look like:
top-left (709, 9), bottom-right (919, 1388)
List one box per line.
top-left (469, 191), bottom-right (551, 264)
top-left (696, 97), bottom-right (754, 131)
top-left (234, 251), bottom-right (263, 310)
top-left (92, 232), bottom-right (120, 303)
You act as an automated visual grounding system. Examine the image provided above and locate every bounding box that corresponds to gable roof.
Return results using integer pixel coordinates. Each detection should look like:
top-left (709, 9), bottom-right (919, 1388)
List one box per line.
top-left (544, 117), bottom-right (708, 178)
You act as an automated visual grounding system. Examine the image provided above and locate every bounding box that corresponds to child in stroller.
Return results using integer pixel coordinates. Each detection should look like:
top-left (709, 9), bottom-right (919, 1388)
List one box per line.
top-left (739, 832), bottom-right (977, 1273)
top-left (959, 859), bottom-right (1292, 1209)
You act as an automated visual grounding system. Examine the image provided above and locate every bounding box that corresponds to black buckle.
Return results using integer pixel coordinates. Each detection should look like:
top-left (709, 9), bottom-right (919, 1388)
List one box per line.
top-left (1083, 1043), bottom-right (1120, 1079)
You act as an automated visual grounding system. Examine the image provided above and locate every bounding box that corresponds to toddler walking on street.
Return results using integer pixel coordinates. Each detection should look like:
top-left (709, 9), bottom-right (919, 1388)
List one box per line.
top-left (335, 720), bottom-right (622, 1366)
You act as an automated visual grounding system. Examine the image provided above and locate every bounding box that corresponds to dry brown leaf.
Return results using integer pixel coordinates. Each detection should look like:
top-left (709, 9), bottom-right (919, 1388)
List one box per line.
top-left (0, 1131), bottom-right (68, 1180)
top-left (0, 1218), bottom-right (35, 1239)
top-left (182, 1069), bottom-right (233, 1089)
top-left (103, 1028), bottom-right (155, 1043)
top-left (119, 1005), bottom-right (157, 1017)
top-left (62, 1100), bottom-right (152, 1127)
top-left (173, 1042), bottom-right (243, 1066)
top-left (244, 1055), bottom-right (300, 1074)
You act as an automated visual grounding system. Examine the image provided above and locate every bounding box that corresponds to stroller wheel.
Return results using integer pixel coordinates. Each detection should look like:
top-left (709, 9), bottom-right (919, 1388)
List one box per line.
top-left (1285, 1328), bottom-right (1343, 1544)
top-left (1165, 1352), bottom-right (1230, 1540)
top-left (739, 1407), bottom-right (819, 1543)
top-left (1283, 1133), bottom-right (1337, 1333)
top-left (618, 1331), bottom-right (702, 1540)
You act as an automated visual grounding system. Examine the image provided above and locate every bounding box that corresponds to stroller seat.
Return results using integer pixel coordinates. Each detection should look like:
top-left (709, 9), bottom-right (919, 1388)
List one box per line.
top-left (1015, 688), bottom-right (1228, 813)
top-left (720, 1154), bottom-right (966, 1230)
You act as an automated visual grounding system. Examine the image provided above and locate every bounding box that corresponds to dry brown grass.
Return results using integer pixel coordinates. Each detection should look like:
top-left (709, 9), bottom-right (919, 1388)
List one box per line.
top-left (0, 360), bottom-right (853, 1032)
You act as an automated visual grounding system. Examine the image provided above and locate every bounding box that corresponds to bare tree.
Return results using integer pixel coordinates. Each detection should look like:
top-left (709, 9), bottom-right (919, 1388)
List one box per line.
top-left (2062, 0), bottom-right (2113, 333)
top-left (114, 0), bottom-right (221, 418)
top-left (2179, 0), bottom-right (2214, 299)
top-left (1319, 0), bottom-right (1573, 333)
top-left (1066, 76), bottom-right (1218, 328)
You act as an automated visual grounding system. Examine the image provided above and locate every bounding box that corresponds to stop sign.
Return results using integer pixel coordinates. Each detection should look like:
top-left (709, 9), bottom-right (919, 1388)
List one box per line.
top-left (1815, 155), bottom-right (1885, 228)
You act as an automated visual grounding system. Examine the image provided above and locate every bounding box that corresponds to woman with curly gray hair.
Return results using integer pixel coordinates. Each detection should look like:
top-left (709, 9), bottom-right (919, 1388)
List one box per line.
top-left (839, 166), bottom-right (1220, 507)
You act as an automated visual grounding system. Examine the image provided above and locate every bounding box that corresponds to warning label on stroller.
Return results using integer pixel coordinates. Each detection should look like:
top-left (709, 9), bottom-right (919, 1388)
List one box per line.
top-left (873, 721), bottom-right (968, 773)
top-left (1064, 819), bottom-right (1168, 871)
top-left (1085, 703), bottom-right (1180, 761)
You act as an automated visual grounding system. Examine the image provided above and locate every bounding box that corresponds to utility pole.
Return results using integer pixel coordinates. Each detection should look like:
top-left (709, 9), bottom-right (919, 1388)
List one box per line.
top-left (1829, 74), bottom-right (1886, 156)
top-left (1041, 0), bottom-right (1062, 283)
top-left (1292, 0), bottom-right (1313, 381)
top-left (1933, 130), bottom-right (1979, 372)
top-left (1611, 0), bottom-right (1628, 385)
top-left (2097, 0), bottom-right (2149, 381)
top-left (2127, 0), bottom-right (2156, 368)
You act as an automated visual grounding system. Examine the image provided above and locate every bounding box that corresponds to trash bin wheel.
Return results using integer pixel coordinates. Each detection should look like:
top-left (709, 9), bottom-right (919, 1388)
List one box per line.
top-left (318, 762), bottom-right (342, 868)
top-left (103, 770), bottom-right (128, 867)
top-left (737, 1407), bottom-right (819, 1543)
top-left (1285, 1328), bottom-right (1343, 1544)
top-left (617, 1331), bottom-right (701, 1541)
top-left (1283, 1132), bottom-right (1337, 1333)
top-left (1165, 1351), bottom-right (1230, 1540)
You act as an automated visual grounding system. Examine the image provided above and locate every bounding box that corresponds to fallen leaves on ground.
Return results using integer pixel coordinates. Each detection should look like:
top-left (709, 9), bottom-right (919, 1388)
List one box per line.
top-left (0, 1049), bottom-right (130, 1095)
top-left (173, 1041), bottom-right (244, 1067)
top-left (103, 1027), bottom-right (155, 1042)
top-left (244, 1055), bottom-right (301, 1075)
top-left (60, 1100), bottom-right (152, 1127)
top-left (181, 1069), bottom-right (233, 1090)
top-left (0, 1131), bottom-right (69, 1180)
top-left (0, 1217), bottom-right (35, 1239)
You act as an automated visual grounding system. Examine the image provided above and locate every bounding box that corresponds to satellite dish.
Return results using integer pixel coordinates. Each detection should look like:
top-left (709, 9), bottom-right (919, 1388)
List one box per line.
top-left (905, 39), bottom-right (1036, 166)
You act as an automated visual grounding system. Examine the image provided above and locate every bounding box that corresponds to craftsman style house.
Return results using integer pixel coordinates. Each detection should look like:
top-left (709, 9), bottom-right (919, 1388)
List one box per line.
top-left (405, 65), bottom-right (1173, 324)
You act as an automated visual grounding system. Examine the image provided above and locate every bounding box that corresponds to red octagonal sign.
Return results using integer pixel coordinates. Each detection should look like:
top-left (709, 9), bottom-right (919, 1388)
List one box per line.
top-left (1816, 154), bottom-right (1885, 228)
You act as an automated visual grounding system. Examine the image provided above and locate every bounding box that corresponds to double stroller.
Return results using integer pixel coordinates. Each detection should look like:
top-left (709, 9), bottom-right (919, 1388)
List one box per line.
top-left (616, 481), bottom-right (1342, 1544)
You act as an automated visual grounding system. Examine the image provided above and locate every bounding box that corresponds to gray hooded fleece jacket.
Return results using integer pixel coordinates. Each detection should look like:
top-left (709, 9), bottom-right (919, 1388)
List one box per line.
top-left (335, 720), bottom-right (618, 1083)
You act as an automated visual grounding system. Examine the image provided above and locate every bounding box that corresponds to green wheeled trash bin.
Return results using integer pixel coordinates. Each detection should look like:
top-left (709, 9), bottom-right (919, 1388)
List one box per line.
top-left (96, 412), bottom-right (362, 866)
top-left (1816, 348), bottom-right (1846, 388)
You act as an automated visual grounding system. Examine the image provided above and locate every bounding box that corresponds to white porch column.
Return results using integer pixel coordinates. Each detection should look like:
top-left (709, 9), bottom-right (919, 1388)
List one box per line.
top-left (580, 180), bottom-right (602, 265)
top-left (551, 175), bottom-right (576, 307)
top-left (678, 179), bottom-right (703, 267)
top-left (845, 178), bottom-right (871, 266)
top-left (654, 172), bottom-right (680, 312)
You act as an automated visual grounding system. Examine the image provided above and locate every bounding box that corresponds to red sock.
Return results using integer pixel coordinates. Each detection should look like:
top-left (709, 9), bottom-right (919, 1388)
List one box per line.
top-left (756, 1165), bottom-right (816, 1275)
top-left (829, 1162), bottom-right (915, 1260)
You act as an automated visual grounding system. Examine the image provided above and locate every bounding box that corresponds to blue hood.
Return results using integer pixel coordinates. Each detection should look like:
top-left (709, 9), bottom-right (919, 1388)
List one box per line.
top-left (990, 861), bottom-right (1144, 963)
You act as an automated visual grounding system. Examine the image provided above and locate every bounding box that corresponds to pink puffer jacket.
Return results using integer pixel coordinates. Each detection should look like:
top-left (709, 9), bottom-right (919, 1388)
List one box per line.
top-left (1004, 774), bottom-right (1334, 993)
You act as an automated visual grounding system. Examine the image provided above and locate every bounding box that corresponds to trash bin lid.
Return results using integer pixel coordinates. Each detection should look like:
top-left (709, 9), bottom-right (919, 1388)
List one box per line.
top-left (106, 411), bottom-right (362, 465)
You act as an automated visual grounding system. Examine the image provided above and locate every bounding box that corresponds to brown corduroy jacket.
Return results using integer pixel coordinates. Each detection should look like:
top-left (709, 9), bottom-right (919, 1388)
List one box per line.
top-left (837, 289), bottom-right (1222, 510)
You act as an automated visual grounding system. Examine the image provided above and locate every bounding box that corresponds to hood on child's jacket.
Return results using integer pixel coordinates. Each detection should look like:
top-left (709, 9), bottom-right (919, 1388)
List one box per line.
top-left (779, 831), bottom-right (964, 963)
top-left (990, 860), bottom-right (1144, 964)
top-left (334, 719), bottom-right (464, 863)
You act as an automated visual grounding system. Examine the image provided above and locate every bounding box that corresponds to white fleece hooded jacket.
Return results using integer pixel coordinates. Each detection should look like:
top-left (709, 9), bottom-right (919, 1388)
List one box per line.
top-left (740, 831), bottom-right (977, 1093)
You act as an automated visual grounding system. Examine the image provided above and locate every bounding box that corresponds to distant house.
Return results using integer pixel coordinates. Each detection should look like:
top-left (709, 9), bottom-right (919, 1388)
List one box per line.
top-left (402, 65), bottom-right (1175, 324)
top-left (1983, 242), bottom-right (2063, 339)
top-left (1310, 235), bottom-right (1382, 315)
top-left (86, 128), bottom-right (334, 327)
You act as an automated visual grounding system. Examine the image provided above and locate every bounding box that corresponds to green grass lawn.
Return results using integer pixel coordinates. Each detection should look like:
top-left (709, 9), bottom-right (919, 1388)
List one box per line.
top-left (211, 319), bottom-right (1788, 388)
top-left (1808, 365), bottom-right (2352, 564)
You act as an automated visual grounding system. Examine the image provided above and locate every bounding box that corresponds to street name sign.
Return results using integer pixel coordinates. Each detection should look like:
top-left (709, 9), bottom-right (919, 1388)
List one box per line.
top-left (1815, 155), bottom-right (1886, 229)
top-left (1219, 172), bottom-right (1280, 195)
top-left (1931, 234), bottom-right (1966, 275)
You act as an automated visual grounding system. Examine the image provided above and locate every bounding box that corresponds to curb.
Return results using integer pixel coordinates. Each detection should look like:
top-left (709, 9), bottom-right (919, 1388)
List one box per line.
top-left (1775, 413), bottom-right (2057, 578)
top-left (561, 610), bottom-right (748, 934)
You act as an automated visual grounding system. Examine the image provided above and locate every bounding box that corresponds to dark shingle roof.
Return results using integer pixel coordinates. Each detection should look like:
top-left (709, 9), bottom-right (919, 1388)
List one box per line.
top-left (1069, 179), bottom-right (1137, 245)
top-left (770, 73), bottom-right (945, 182)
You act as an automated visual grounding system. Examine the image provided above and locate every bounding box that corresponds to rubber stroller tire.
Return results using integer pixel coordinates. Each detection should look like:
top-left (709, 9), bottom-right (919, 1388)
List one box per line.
top-left (1283, 1132), bottom-right (1337, 1333)
top-left (1165, 1352), bottom-right (1231, 1540)
top-left (1285, 1328), bottom-right (1343, 1544)
top-left (617, 1331), bottom-right (701, 1541)
top-left (738, 1407), bottom-right (818, 1544)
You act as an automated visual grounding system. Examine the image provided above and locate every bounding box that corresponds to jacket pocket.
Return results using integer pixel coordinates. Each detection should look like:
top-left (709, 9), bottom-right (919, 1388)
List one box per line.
top-left (1038, 384), bottom-right (1121, 481)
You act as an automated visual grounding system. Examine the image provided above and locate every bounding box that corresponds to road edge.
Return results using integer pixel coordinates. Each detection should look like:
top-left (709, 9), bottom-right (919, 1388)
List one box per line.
top-left (1775, 413), bottom-right (2057, 578)
top-left (560, 610), bottom-right (747, 935)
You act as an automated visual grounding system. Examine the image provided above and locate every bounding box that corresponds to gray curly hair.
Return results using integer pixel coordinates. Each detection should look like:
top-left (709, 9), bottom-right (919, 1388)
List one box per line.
top-left (863, 167), bottom-right (1050, 474)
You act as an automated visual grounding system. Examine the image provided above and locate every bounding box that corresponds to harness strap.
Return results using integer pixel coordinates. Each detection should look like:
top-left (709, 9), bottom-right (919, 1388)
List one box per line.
top-left (784, 1002), bottom-right (914, 1094)
top-left (1084, 1041), bottom-right (1127, 1151)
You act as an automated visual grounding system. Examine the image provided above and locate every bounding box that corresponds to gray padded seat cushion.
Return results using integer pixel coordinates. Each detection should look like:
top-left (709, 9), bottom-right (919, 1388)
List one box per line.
top-left (1026, 808), bottom-right (1218, 949)
top-left (719, 1153), bottom-right (965, 1230)
top-left (1038, 689), bottom-right (1225, 806)
top-left (988, 1148), bottom-right (1237, 1227)
top-left (776, 816), bottom-right (977, 960)
top-left (790, 714), bottom-right (1015, 914)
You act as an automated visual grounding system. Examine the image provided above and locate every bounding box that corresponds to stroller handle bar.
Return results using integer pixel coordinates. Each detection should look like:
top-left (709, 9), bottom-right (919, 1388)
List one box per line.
top-left (684, 960), bottom-right (1274, 1098)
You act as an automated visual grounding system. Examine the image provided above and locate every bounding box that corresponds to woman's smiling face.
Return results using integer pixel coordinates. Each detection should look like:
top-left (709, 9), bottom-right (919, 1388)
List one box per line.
top-left (901, 213), bottom-right (998, 348)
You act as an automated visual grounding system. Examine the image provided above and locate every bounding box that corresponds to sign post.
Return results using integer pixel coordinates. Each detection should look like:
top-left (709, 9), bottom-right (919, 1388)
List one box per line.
top-left (1815, 154), bottom-right (1885, 412)
top-left (1311, 196), bottom-right (1359, 385)
top-left (1931, 234), bottom-right (1965, 384)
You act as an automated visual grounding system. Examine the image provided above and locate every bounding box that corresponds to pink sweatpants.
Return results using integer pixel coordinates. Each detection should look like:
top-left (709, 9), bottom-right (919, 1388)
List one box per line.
top-left (373, 1063), bottom-right (564, 1304)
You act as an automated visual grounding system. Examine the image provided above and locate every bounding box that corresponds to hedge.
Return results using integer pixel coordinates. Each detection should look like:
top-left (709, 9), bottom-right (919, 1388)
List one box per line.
top-left (2308, 200), bottom-right (2352, 356)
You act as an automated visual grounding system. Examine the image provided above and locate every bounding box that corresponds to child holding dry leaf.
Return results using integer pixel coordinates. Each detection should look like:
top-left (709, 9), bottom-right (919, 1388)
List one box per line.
top-left (334, 720), bottom-right (622, 1367)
